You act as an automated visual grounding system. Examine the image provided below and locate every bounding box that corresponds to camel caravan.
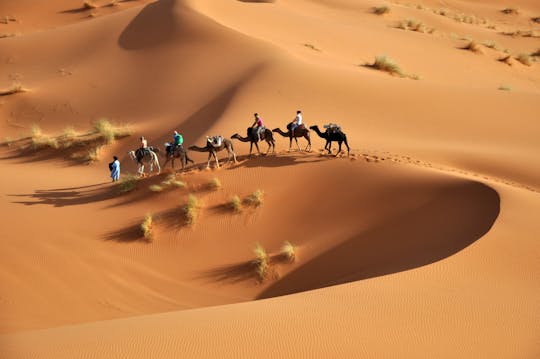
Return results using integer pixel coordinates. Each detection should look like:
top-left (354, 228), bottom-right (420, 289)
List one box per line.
top-left (128, 111), bottom-right (350, 176)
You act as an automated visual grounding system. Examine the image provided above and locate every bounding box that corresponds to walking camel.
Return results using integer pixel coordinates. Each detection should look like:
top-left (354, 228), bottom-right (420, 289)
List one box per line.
top-left (231, 127), bottom-right (276, 156)
top-left (310, 125), bottom-right (350, 156)
top-left (163, 143), bottom-right (194, 171)
top-left (272, 123), bottom-right (311, 152)
top-left (128, 148), bottom-right (161, 176)
top-left (188, 137), bottom-right (237, 168)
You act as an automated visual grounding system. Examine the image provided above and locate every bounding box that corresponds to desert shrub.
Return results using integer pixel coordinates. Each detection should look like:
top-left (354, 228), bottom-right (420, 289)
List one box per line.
top-left (230, 195), bottom-right (242, 212)
top-left (83, 1), bottom-right (97, 9)
top-left (280, 241), bottom-right (296, 262)
top-left (141, 214), bottom-right (153, 241)
top-left (366, 55), bottom-right (405, 77)
top-left (92, 119), bottom-right (131, 144)
top-left (372, 6), bottom-right (390, 15)
top-left (149, 184), bottom-right (163, 192)
top-left (253, 243), bottom-right (269, 281)
top-left (462, 41), bottom-right (482, 53)
top-left (184, 194), bottom-right (199, 225)
top-left (516, 53), bottom-right (532, 66)
top-left (245, 189), bottom-right (264, 207)
top-left (118, 173), bottom-right (139, 193)
top-left (498, 85), bottom-right (511, 91)
top-left (0, 83), bottom-right (27, 96)
top-left (501, 8), bottom-right (518, 15)
top-left (208, 177), bottom-right (222, 191)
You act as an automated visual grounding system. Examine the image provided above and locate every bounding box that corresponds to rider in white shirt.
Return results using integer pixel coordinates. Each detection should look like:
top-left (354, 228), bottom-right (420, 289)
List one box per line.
top-left (291, 110), bottom-right (302, 136)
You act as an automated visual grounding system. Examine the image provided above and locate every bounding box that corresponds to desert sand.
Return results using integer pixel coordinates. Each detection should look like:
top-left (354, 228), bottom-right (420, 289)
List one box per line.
top-left (1, 0), bottom-right (539, 357)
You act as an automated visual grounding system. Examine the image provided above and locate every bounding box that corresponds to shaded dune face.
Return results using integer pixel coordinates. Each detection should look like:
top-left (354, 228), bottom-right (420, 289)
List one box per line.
top-left (258, 181), bottom-right (500, 299)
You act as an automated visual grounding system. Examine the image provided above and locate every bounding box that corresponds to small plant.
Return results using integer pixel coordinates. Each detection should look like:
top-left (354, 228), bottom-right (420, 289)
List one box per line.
top-left (2, 137), bottom-right (13, 147)
top-left (30, 124), bottom-right (43, 138)
top-left (498, 55), bottom-right (513, 66)
top-left (516, 53), bottom-right (532, 66)
top-left (245, 189), bottom-right (264, 207)
top-left (183, 194), bottom-right (199, 225)
top-left (118, 173), bottom-right (139, 193)
top-left (531, 49), bottom-right (540, 57)
top-left (280, 241), bottom-right (296, 262)
top-left (482, 40), bottom-right (500, 50)
top-left (230, 195), bottom-right (242, 212)
top-left (365, 55), bottom-right (405, 77)
top-left (149, 184), bottom-right (163, 192)
top-left (501, 8), bottom-right (518, 15)
top-left (86, 146), bottom-right (101, 162)
top-left (398, 19), bottom-right (428, 32)
top-left (372, 6), bottom-right (390, 15)
top-left (92, 118), bottom-right (131, 144)
top-left (208, 177), bottom-right (222, 191)
top-left (253, 243), bottom-right (269, 281)
top-left (141, 214), bottom-right (153, 242)
top-left (0, 83), bottom-right (28, 96)
top-left (532, 17), bottom-right (540, 24)
top-left (83, 1), bottom-right (97, 9)
top-left (498, 85), bottom-right (512, 91)
top-left (303, 43), bottom-right (321, 52)
top-left (162, 174), bottom-right (185, 188)
top-left (462, 41), bottom-right (482, 54)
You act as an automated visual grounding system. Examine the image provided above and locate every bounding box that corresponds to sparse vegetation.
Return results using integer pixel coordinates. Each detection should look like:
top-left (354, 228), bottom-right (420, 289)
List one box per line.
top-left (2, 137), bottom-right (13, 147)
top-left (184, 194), bottom-right (199, 225)
top-left (280, 241), bottom-right (296, 262)
top-left (161, 174), bottom-right (185, 188)
top-left (498, 85), bottom-right (512, 91)
top-left (364, 55), bottom-right (405, 77)
top-left (245, 189), bottom-right (264, 207)
top-left (501, 30), bottom-right (540, 38)
top-left (0, 83), bottom-right (28, 96)
top-left (372, 6), bottom-right (390, 15)
top-left (303, 43), bottom-right (321, 52)
top-left (501, 8), bottom-right (518, 15)
top-left (140, 214), bottom-right (154, 242)
top-left (149, 184), bottom-right (163, 192)
top-left (481, 40), bottom-right (501, 50)
top-left (29, 124), bottom-right (59, 149)
top-left (462, 41), bottom-right (483, 54)
top-left (498, 55), bottom-right (513, 66)
top-left (83, 1), bottom-right (97, 9)
top-left (516, 53), bottom-right (532, 66)
top-left (230, 195), bottom-right (242, 212)
top-left (0, 33), bottom-right (16, 39)
top-left (118, 173), bottom-right (139, 193)
top-left (532, 17), bottom-right (540, 24)
top-left (398, 19), bottom-right (436, 33)
top-left (253, 243), bottom-right (269, 281)
top-left (92, 118), bottom-right (131, 144)
top-left (85, 146), bottom-right (101, 162)
top-left (208, 177), bottom-right (222, 191)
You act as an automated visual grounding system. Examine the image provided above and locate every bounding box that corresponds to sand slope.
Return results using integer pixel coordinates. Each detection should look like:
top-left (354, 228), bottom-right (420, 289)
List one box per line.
top-left (1, 0), bottom-right (539, 357)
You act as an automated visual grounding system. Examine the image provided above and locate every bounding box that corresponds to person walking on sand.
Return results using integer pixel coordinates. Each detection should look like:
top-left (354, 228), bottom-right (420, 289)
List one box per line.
top-left (109, 155), bottom-right (120, 182)
top-left (291, 110), bottom-right (302, 137)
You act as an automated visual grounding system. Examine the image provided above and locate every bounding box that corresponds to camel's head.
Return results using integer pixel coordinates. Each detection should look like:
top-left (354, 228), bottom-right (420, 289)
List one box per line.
top-left (309, 125), bottom-right (317, 130)
top-left (127, 150), bottom-right (136, 160)
top-left (231, 134), bottom-right (240, 139)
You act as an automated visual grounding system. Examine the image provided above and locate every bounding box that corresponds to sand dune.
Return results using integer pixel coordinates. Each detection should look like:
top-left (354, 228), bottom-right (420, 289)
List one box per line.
top-left (1, 0), bottom-right (539, 357)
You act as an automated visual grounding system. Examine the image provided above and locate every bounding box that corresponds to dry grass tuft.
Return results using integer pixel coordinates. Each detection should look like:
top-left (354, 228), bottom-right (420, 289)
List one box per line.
top-left (2, 137), bottom-right (13, 147)
top-left (253, 243), bottom-right (269, 281)
top-left (83, 1), bottom-right (97, 9)
top-left (498, 85), bottom-right (512, 91)
top-left (532, 17), bottom-right (540, 24)
top-left (462, 41), bottom-right (483, 54)
top-left (365, 55), bottom-right (405, 77)
top-left (149, 184), bottom-right (163, 192)
top-left (92, 119), bottom-right (131, 144)
top-left (481, 40), bottom-right (501, 50)
top-left (0, 83), bottom-right (28, 96)
top-left (29, 124), bottom-right (59, 149)
top-left (230, 195), bottom-right (242, 212)
top-left (280, 241), bottom-right (296, 262)
top-left (208, 177), bottom-right (222, 191)
top-left (184, 194), bottom-right (199, 225)
top-left (118, 173), bottom-right (139, 193)
top-left (85, 146), bottom-right (101, 162)
top-left (397, 19), bottom-right (431, 33)
top-left (501, 8), bottom-right (518, 15)
top-left (162, 174), bottom-right (186, 189)
top-left (372, 6), bottom-right (391, 15)
top-left (303, 43), bottom-right (321, 52)
top-left (140, 214), bottom-right (154, 242)
top-left (516, 53), bottom-right (532, 66)
top-left (498, 54), bottom-right (513, 65)
top-left (245, 189), bottom-right (264, 207)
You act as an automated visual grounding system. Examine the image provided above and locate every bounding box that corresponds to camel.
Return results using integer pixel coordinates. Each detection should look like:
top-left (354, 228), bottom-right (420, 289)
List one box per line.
top-left (310, 125), bottom-right (350, 156)
top-left (231, 127), bottom-right (275, 156)
top-left (188, 137), bottom-right (237, 168)
top-left (163, 142), bottom-right (194, 171)
top-left (272, 123), bottom-right (311, 151)
top-left (128, 148), bottom-right (161, 176)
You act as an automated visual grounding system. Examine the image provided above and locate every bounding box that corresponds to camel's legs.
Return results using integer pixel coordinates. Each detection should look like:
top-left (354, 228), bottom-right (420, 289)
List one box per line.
top-left (254, 142), bottom-right (261, 155)
top-left (214, 151), bottom-right (220, 168)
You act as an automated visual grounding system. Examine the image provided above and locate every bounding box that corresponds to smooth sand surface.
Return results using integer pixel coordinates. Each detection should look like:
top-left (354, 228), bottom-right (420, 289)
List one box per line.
top-left (1, 0), bottom-right (539, 357)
